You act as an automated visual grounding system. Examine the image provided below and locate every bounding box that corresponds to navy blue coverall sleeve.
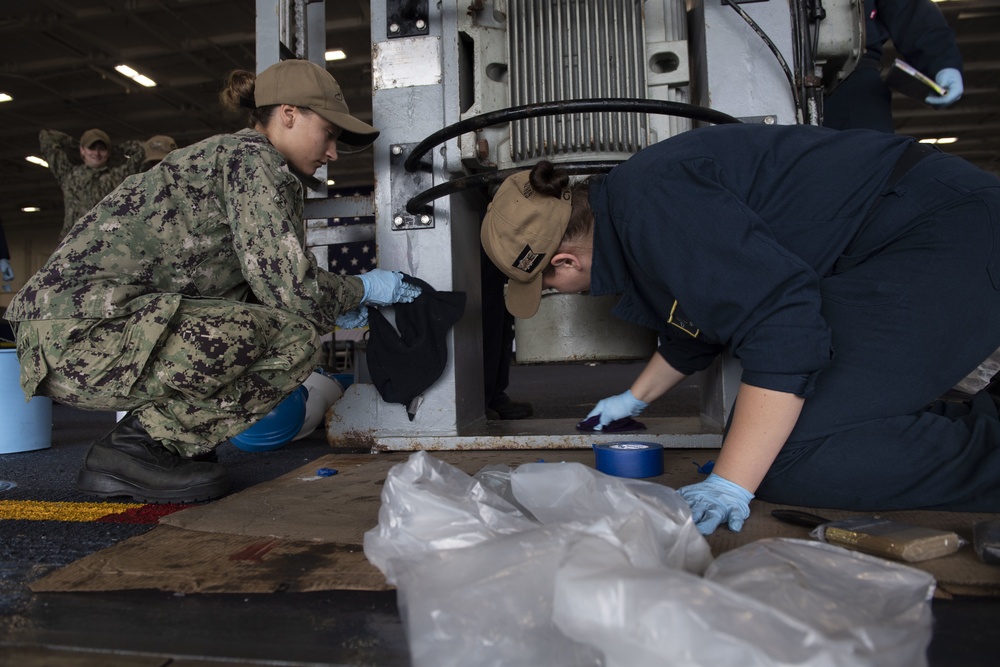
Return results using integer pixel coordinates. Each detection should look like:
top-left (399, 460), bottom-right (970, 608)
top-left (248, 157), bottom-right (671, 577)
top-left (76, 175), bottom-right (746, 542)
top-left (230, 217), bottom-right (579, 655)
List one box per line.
top-left (618, 158), bottom-right (833, 396)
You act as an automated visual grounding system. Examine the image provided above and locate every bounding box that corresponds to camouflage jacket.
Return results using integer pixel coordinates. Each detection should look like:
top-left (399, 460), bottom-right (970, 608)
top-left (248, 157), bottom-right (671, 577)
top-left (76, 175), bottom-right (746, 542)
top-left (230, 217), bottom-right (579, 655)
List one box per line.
top-left (39, 129), bottom-right (147, 241)
top-left (8, 128), bottom-right (364, 333)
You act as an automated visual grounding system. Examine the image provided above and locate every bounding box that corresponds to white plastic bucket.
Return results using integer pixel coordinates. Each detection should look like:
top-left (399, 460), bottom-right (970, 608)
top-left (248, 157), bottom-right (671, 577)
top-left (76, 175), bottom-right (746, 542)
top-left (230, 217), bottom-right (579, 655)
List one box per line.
top-left (0, 348), bottom-right (52, 454)
top-left (292, 370), bottom-right (345, 441)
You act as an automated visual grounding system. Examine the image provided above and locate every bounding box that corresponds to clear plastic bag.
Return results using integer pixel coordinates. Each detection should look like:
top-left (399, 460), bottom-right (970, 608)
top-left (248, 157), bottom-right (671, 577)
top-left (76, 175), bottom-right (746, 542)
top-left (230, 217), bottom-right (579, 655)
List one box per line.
top-left (364, 452), bottom-right (935, 667)
top-left (553, 537), bottom-right (934, 667)
top-left (509, 460), bottom-right (712, 573)
top-left (363, 452), bottom-right (537, 586)
top-left (391, 524), bottom-right (604, 667)
top-left (363, 452), bottom-right (710, 666)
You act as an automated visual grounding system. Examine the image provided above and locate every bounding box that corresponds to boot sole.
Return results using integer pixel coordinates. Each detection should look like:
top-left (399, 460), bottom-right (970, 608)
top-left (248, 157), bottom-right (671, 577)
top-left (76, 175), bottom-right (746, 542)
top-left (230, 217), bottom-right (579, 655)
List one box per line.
top-left (76, 468), bottom-right (229, 504)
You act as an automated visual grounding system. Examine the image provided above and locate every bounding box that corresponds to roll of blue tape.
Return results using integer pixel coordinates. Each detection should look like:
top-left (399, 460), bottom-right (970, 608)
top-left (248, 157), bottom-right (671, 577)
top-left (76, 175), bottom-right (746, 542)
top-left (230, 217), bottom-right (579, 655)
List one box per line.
top-left (593, 441), bottom-right (664, 478)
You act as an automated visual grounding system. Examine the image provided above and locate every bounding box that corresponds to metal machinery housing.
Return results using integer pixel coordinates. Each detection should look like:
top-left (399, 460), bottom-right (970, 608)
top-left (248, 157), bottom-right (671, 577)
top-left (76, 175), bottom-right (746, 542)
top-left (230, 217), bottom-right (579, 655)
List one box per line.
top-left (315, 0), bottom-right (863, 450)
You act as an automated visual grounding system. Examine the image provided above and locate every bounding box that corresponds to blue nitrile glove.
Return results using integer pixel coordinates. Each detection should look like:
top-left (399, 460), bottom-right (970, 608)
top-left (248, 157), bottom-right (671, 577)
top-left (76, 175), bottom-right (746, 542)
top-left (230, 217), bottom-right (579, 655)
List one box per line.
top-left (678, 473), bottom-right (754, 535)
top-left (358, 269), bottom-right (422, 306)
top-left (0, 258), bottom-right (12, 282)
top-left (926, 67), bottom-right (963, 106)
top-left (585, 389), bottom-right (649, 431)
top-left (335, 306), bottom-right (368, 329)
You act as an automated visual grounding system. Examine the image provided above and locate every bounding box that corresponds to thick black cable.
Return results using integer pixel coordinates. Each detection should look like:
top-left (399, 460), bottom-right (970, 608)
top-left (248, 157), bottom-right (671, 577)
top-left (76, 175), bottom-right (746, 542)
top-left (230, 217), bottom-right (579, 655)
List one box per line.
top-left (405, 161), bottom-right (619, 215)
top-left (402, 98), bottom-right (740, 173)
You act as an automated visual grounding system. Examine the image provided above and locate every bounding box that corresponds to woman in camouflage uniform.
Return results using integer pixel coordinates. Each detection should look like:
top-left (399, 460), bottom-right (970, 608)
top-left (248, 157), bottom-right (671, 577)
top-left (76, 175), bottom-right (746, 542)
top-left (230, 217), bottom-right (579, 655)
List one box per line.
top-left (5, 59), bottom-right (419, 503)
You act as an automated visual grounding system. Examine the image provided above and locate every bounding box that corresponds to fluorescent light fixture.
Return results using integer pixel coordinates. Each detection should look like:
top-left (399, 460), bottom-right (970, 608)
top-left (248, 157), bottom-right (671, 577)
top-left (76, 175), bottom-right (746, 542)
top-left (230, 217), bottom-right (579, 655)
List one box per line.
top-left (21, 206), bottom-right (41, 213)
top-left (115, 64), bottom-right (157, 87)
top-left (919, 137), bottom-right (958, 144)
top-left (25, 155), bottom-right (49, 168)
top-left (326, 179), bottom-right (336, 186)
top-left (0, 93), bottom-right (12, 103)
top-left (325, 49), bottom-right (346, 61)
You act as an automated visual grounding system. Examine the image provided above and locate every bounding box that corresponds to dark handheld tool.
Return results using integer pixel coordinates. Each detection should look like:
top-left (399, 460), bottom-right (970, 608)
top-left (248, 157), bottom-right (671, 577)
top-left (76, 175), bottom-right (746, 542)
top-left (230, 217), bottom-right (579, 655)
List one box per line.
top-left (771, 509), bottom-right (830, 527)
top-left (973, 519), bottom-right (1000, 565)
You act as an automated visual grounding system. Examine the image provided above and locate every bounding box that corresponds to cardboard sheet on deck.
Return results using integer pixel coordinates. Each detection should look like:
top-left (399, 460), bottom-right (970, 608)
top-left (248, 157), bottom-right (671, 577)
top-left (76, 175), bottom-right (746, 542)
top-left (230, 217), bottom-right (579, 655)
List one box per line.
top-left (30, 450), bottom-right (1000, 596)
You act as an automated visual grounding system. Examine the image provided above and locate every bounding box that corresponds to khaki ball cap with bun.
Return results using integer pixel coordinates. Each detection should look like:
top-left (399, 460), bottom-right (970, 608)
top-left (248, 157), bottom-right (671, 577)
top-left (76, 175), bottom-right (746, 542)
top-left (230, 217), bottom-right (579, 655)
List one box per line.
top-left (481, 171), bottom-right (572, 319)
top-left (254, 59), bottom-right (378, 146)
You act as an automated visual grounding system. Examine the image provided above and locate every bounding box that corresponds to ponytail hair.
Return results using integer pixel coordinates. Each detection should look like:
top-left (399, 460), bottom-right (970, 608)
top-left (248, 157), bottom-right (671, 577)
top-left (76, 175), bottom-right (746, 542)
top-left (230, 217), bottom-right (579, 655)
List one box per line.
top-left (529, 160), bottom-right (594, 244)
top-left (218, 69), bottom-right (279, 128)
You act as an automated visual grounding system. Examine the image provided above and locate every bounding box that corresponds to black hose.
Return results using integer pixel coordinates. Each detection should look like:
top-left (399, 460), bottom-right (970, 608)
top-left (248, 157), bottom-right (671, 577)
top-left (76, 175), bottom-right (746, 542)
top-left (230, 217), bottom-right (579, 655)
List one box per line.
top-left (402, 98), bottom-right (740, 173)
top-left (405, 161), bottom-right (620, 215)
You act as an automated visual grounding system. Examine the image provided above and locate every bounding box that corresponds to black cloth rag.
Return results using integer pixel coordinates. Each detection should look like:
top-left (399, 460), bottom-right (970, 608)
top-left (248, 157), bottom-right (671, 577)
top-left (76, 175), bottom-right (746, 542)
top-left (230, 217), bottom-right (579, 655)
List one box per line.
top-left (366, 275), bottom-right (466, 409)
top-left (575, 415), bottom-right (647, 433)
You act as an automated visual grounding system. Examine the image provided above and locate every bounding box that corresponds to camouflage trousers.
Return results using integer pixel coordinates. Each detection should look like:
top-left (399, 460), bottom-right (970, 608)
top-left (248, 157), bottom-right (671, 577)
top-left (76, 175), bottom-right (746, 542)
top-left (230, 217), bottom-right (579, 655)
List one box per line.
top-left (18, 299), bottom-right (321, 457)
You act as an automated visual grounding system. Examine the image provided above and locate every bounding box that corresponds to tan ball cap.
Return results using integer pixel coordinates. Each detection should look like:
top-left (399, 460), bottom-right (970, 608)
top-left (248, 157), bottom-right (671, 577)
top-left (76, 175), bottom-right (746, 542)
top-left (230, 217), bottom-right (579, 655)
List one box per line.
top-left (144, 135), bottom-right (178, 162)
top-left (481, 171), bottom-right (572, 319)
top-left (254, 59), bottom-right (378, 146)
top-left (80, 128), bottom-right (111, 148)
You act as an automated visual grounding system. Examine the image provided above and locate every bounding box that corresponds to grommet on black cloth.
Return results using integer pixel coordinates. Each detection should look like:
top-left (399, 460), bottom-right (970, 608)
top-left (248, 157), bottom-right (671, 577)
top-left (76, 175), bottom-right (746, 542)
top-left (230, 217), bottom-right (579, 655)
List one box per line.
top-left (366, 275), bottom-right (466, 419)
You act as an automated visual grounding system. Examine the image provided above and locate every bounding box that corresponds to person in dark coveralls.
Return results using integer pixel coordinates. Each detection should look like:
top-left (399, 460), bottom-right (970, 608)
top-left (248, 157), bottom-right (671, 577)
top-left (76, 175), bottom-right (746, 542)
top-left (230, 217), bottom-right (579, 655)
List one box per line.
top-left (823, 0), bottom-right (963, 132)
top-left (480, 123), bottom-right (1000, 535)
top-left (5, 59), bottom-right (419, 503)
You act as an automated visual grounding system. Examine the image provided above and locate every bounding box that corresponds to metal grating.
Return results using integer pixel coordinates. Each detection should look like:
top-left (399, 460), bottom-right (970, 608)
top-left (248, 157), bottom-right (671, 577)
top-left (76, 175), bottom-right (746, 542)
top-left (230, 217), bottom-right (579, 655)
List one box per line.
top-left (508, 0), bottom-right (648, 163)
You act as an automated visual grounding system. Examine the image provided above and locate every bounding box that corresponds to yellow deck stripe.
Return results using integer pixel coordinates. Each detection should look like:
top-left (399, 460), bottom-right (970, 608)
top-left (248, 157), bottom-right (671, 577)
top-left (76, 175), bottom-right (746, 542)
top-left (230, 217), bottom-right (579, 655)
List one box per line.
top-left (0, 500), bottom-right (142, 522)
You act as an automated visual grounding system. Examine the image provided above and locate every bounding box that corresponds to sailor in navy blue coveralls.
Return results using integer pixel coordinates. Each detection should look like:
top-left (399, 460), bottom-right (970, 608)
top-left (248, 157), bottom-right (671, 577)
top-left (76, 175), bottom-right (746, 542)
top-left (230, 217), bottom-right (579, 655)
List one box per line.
top-left (590, 123), bottom-right (1000, 512)
top-left (823, 0), bottom-right (963, 131)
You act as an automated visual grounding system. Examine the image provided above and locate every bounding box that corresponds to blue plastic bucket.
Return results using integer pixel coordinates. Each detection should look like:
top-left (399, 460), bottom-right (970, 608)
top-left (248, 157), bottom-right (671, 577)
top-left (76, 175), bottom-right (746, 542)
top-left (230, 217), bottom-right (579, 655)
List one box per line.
top-left (0, 349), bottom-right (52, 454)
top-left (230, 386), bottom-right (308, 452)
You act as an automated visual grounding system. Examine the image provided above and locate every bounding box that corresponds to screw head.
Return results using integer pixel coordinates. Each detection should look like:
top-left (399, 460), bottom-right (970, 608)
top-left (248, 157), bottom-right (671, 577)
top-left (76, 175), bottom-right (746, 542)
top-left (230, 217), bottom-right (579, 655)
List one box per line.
top-left (389, 23), bottom-right (400, 33)
top-left (393, 215), bottom-right (405, 227)
top-left (419, 214), bottom-right (432, 225)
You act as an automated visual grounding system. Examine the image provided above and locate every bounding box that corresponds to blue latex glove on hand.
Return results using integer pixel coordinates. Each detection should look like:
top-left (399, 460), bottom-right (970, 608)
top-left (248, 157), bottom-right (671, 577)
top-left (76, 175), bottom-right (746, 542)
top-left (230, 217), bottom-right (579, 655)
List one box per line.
top-left (585, 389), bottom-right (648, 430)
top-left (335, 306), bottom-right (369, 329)
top-left (678, 473), bottom-right (754, 535)
top-left (0, 258), bottom-right (12, 282)
top-left (926, 67), bottom-right (963, 106)
top-left (359, 269), bottom-right (422, 306)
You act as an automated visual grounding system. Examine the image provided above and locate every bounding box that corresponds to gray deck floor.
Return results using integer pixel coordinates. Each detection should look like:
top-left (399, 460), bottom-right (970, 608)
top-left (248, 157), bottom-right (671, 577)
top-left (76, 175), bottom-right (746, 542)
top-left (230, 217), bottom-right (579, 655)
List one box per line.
top-left (1, 362), bottom-right (996, 666)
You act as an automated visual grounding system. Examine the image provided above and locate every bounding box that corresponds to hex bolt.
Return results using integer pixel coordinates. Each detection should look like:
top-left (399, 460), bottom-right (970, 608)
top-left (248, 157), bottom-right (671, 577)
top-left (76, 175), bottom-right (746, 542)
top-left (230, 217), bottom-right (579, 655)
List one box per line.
top-left (415, 19), bottom-right (426, 30)
top-left (389, 23), bottom-right (400, 33)
top-left (393, 215), bottom-right (405, 228)
top-left (391, 145), bottom-right (403, 156)
top-left (420, 215), bottom-right (432, 226)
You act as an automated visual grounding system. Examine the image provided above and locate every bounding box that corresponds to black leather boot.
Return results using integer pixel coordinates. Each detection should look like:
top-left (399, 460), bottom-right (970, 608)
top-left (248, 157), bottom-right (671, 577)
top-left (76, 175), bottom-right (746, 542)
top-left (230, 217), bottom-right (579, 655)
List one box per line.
top-left (76, 413), bottom-right (229, 503)
top-left (487, 393), bottom-right (534, 420)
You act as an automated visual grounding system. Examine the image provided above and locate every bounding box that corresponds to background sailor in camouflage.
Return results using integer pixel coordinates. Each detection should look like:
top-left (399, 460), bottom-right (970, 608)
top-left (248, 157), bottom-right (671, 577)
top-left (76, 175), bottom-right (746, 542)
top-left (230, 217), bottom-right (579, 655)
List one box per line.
top-left (38, 128), bottom-right (146, 242)
top-left (5, 59), bottom-right (420, 503)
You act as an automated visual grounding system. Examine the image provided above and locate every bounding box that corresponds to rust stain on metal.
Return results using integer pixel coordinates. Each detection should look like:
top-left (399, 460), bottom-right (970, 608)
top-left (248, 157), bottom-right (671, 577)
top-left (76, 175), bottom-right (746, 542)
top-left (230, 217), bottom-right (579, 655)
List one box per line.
top-left (328, 429), bottom-right (379, 451)
top-left (372, 435), bottom-right (596, 452)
